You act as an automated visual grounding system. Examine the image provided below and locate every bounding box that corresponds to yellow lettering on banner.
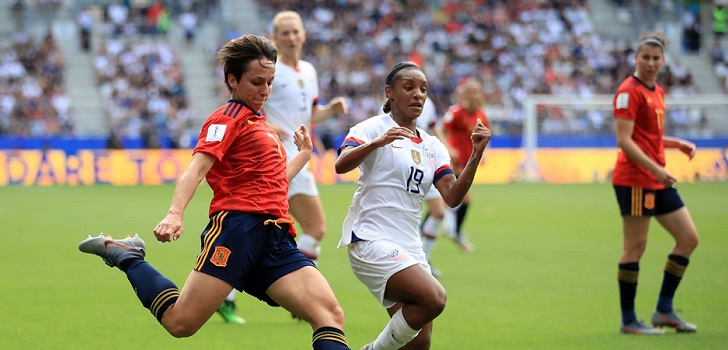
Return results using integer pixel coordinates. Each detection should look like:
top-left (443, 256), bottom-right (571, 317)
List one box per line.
top-left (0, 149), bottom-right (725, 186)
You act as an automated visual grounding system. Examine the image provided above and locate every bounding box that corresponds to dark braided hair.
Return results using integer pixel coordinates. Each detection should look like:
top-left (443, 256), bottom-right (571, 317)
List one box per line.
top-left (382, 62), bottom-right (422, 113)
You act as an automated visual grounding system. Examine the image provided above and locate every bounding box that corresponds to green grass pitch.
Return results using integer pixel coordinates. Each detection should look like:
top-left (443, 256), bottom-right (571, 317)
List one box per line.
top-left (1, 183), bottom-right (726, 349)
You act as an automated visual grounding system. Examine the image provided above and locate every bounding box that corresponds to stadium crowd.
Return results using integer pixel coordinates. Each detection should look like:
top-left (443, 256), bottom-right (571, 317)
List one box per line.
top-left (93, 38), bottom-right (196, 148)
top-left (0, 28), bottom-right (73, 136)
top-left (247, 0), bottom-right (704, 148)
top-left (1, 0), bottom-right (722, 142)
top-left (90, 0), bottom-right (220, 148)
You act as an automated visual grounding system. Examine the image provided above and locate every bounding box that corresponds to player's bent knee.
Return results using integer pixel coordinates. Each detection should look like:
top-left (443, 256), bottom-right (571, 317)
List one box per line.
top-left (163, 320), bottom-right (203, 338)
top-left (680, 233), bottom-right (699, 251)
top-left (326, 303), bottom-right (346, 326)
top-left (426, 289), bottom-right (447, 319)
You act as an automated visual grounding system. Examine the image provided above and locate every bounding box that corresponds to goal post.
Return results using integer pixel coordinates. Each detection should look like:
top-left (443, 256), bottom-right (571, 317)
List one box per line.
top-left (522, 94), bottom-right (728, 183)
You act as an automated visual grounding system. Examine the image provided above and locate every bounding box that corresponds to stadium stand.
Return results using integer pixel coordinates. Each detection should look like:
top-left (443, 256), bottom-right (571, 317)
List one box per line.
top-left (0, 25), bottom-right (73, 135)
top-left (246, 0), bottom-right (722, 148)
top-left (0, 0), bottom-right (725, 147)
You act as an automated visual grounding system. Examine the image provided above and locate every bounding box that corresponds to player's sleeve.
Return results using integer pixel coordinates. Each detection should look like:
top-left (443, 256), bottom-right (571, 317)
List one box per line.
top-left (480, 109), bottom-right (491, 128)
top-left (193, 115), bottom-right (237, 161)
top-left (338, 121), bottom-right (371, 154)
top-left (441, 108), bottom-right (455, 127)
top-left (613, 88), bottom-right (639, 121)
top-left (311, 64), bottom-right (320, 107)
top-left (432, 140), bottom-right (455, 183)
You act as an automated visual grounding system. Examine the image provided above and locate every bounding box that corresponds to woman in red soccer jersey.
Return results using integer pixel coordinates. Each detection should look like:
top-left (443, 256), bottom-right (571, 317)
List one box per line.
top-left (612, 31), bottom-right (699, 335)
top-left (438, 78), bottom-right (491, 252)
top-left (79, 34), bottom-right (351, 349)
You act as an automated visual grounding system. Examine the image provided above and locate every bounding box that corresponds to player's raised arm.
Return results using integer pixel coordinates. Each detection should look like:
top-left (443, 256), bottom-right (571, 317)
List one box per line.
top-left (335, 126), bottom-right (414, 174)
top-left (287, 125), bottom-right (313, 181)
top-left (155, 152), bottom-right (215, 242)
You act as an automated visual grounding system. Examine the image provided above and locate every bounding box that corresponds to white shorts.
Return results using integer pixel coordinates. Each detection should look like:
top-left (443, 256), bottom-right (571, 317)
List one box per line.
top-left (347, 239), bottom-right (430, 308)
top-left (424, 185), bottom-right (441, 201)
top-left (289, 168), bottom-right (319, 198)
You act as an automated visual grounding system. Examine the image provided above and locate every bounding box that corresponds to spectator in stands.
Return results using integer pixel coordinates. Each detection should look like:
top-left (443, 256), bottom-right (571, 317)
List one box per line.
top-left (78, 6), bottom-right (94, 52)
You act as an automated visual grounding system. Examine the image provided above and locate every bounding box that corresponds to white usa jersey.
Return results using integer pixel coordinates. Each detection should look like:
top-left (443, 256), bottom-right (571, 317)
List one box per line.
top-left (338, 114), bottom-right (454, 251)
top-left (263, 60), bottom-right (319, 161)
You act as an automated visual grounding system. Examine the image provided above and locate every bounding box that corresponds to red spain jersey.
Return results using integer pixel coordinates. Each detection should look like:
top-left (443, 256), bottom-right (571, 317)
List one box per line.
top-left (441, 105), bottom-right (490, 167)
top-left (194, 100), bottom-right (294, 233)
top-left (612, 75), bottom-right (666, 189)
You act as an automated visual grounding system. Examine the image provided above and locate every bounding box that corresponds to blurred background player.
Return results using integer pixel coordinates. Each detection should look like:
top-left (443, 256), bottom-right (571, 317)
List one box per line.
top-left (612, 31), bottom-right (700, 335)
top-left (265, 10), bottom-right (348, 265)
top-left (336, 62), bottom-right (491, 350)
top-left (219, 10), bottom-right (349, 322)
top-left (437, 78), bottom-right (491, 252)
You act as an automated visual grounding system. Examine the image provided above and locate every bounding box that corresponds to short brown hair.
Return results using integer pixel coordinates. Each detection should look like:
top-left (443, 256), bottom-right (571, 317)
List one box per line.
top-left (217, 34), bottom-right (278, 93)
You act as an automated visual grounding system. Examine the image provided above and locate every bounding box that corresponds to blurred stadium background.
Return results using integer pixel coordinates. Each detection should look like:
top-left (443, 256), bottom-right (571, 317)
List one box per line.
top-left (0, 0), bottom-right (726, 148)
top-left (0, 0), bottom-right (727, 185)
top-left (1, 1), bottom-right (728, 349)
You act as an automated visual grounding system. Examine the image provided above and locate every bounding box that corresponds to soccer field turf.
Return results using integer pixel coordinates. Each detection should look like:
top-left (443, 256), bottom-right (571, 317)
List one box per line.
top-left (1, 183), bottom-right (726, 349)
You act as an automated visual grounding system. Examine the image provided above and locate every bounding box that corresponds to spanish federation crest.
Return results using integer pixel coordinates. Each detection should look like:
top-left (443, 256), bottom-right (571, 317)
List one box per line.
top-left (210, 246), bottom-right (231, 267)
top-left (411, 150), bottom-right (421, 165)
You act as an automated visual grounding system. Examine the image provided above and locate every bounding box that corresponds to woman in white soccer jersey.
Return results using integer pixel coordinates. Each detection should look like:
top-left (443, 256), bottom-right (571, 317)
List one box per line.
top-left (336, 62), bottom-right (491, 350)
top-left (219, 10), bottom-right (349, 321)
top-left (264, 10), bottom-right (348, 264)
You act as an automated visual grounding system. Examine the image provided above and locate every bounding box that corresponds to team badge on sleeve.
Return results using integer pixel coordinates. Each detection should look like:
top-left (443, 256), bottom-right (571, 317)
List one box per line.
top-left (206, 124), bottom-right (227, 142)
top-left (616, 93), bottom-right (629, 109)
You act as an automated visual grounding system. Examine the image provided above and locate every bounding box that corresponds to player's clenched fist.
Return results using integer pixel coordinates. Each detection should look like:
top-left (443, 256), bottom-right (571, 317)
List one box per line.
top-left (471, 119), bottom-right (491, 152)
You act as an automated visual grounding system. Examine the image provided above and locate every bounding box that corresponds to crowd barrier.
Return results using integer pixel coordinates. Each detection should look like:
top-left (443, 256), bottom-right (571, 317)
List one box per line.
top-left (1, 148), bottom-right (725, 186)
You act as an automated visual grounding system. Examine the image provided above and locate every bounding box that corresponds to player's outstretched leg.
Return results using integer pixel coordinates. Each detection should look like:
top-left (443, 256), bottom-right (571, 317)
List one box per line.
top-left (79, 233), bottom-right (181, 324)
top-left (78, 233), bottom-right (145, 268)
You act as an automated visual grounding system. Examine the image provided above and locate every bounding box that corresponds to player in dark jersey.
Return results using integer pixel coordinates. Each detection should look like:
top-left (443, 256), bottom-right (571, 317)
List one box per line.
top-left (78, 34), bottom-right (351, 349)
top-left (612, 31), bottom-right (699, 335)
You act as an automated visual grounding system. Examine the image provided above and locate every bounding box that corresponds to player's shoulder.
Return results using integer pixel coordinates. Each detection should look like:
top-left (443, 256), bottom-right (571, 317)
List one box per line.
top-left (446, 104), bottom-right (462, 113)
top-left (359, 113), bottom-right (390, 128)
top-left (616, 75), bottom-right (640, 93)
top-left (206, 100), bottom-right (256, 122)
top-left (297, 59), bottom-right (316, 71)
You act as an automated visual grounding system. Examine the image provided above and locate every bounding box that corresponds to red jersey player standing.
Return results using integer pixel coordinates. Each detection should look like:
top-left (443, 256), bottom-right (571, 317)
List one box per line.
top-left (438, 78), bottom-right (491, 252)
top-left (78, 34), bottom-right (351, 349)
top-left (612, 31), bottom-right (699, 335)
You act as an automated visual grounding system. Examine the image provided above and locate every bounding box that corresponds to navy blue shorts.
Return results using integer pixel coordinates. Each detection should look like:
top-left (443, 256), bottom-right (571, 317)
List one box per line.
top-left (193, 211), bottom-right (315, 306)
top-left (613, 185), bottom-right (684, 217)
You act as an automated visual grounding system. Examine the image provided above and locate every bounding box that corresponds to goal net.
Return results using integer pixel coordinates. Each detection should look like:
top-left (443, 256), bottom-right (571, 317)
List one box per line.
top-left (516, 94), bottom-right (728, 183)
